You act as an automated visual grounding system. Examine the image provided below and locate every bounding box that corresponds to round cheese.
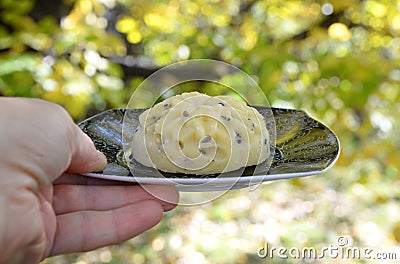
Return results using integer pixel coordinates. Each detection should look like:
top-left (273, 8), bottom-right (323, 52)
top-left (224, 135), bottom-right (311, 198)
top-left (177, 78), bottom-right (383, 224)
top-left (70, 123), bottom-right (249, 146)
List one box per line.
top-left (130, 92), bottom-right (269, 174)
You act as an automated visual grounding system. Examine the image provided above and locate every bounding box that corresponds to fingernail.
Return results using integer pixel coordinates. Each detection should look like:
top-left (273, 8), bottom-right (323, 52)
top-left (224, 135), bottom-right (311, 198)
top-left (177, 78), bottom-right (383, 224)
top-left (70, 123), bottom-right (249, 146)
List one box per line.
top-left (93, 150), bottom-right (108, 172)
top-left (163, 203), bottom-right (178, 212)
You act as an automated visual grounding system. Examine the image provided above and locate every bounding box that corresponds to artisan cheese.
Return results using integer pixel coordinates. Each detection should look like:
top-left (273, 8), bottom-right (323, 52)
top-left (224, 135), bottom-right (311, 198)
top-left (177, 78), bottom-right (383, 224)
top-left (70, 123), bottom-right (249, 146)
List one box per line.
top-left (130, 92), bottom-right (269, 174)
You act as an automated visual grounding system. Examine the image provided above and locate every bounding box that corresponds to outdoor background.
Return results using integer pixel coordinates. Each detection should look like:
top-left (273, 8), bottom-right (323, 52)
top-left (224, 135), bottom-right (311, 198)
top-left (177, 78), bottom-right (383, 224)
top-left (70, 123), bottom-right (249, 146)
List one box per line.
top-left (1, 0), bottom-right (399, 263)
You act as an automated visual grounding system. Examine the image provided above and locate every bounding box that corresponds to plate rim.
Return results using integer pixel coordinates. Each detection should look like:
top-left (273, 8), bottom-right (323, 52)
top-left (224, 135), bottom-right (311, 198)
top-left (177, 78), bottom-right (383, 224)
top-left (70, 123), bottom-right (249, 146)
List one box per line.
top-left (82, 146), bottom-right (339, 186)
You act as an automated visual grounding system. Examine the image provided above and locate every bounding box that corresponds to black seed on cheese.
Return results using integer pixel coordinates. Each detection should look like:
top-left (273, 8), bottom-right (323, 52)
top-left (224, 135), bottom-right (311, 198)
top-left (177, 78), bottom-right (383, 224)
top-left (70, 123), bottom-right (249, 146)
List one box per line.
top-left (235, 131), bottom-right (241, 138)
top-left (201, 135), bottom-right (212, 143)
top-left (221, 115), bottom-right (231, 121)
top-left (157, 145), bottom-right (163, 153)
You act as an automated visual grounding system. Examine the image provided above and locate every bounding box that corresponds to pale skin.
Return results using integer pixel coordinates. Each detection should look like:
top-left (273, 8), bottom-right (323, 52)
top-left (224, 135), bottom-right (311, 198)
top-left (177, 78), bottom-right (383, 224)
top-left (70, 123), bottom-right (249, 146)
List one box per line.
top-left (0, 97), bottom-right (179, 263)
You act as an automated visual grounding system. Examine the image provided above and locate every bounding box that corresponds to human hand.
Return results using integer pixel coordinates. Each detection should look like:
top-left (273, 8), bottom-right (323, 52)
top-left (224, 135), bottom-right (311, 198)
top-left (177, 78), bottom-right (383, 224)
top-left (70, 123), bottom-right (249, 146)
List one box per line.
top-left (0, 98), bottom-right (179, 264)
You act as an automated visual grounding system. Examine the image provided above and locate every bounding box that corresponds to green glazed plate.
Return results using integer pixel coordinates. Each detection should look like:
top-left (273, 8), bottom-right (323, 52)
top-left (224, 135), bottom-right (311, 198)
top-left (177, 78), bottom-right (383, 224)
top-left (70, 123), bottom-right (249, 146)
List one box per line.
top-left (78, 107), bottom-right (340, 191)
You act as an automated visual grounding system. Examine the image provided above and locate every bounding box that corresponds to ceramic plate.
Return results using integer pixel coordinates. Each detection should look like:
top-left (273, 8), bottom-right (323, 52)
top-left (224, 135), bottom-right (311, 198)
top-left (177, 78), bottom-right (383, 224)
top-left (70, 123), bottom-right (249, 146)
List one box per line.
top-left (78, 107), bottom-right (340, 191)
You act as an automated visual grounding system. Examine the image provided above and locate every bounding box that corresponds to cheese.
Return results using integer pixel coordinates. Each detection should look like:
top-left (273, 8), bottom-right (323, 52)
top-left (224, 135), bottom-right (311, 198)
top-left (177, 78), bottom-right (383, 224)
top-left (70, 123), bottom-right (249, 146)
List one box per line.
top-left (129, 92), bottom-right (269, 174)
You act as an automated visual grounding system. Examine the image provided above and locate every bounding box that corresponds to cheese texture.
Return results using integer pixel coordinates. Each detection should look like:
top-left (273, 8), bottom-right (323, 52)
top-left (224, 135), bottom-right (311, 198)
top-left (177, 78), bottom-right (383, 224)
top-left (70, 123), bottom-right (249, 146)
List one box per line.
top-left (130, 92), bottom-right (269, 174)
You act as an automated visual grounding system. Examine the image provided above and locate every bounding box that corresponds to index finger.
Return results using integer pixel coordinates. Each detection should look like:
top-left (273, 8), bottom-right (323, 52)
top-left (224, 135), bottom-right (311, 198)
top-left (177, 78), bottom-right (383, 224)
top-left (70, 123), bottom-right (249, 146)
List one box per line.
top-left (54, 173), bottom-right (134, 186)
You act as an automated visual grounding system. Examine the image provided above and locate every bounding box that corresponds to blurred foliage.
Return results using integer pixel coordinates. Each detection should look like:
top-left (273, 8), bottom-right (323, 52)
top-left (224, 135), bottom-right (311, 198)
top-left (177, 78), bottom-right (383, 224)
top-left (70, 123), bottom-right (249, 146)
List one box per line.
top-left (1, 0), bottom-right (399, 263)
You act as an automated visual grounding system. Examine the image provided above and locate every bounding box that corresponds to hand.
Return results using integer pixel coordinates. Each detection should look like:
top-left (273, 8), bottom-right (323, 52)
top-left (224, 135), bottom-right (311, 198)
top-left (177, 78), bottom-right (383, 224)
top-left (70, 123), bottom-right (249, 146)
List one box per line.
top-left (0, 98), bottom-right (179, 264)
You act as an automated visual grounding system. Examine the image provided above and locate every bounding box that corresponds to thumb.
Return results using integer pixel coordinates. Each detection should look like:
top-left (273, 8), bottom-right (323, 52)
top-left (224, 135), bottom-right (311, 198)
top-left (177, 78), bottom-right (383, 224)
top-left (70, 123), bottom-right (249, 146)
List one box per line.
top-left (67, 125), bottom-right (108, 174)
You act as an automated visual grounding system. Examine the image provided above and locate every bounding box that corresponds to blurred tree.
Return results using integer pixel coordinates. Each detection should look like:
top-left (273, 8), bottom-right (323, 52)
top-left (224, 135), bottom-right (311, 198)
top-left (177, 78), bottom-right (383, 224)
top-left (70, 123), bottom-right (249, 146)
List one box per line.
top-left (1, 0), bottom-right (398, 167)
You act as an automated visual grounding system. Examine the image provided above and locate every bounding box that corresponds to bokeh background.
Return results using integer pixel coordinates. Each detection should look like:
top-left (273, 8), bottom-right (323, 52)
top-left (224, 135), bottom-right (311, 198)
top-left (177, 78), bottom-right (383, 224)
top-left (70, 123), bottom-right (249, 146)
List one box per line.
top-left (1, 0), bottom-right (399, 263)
